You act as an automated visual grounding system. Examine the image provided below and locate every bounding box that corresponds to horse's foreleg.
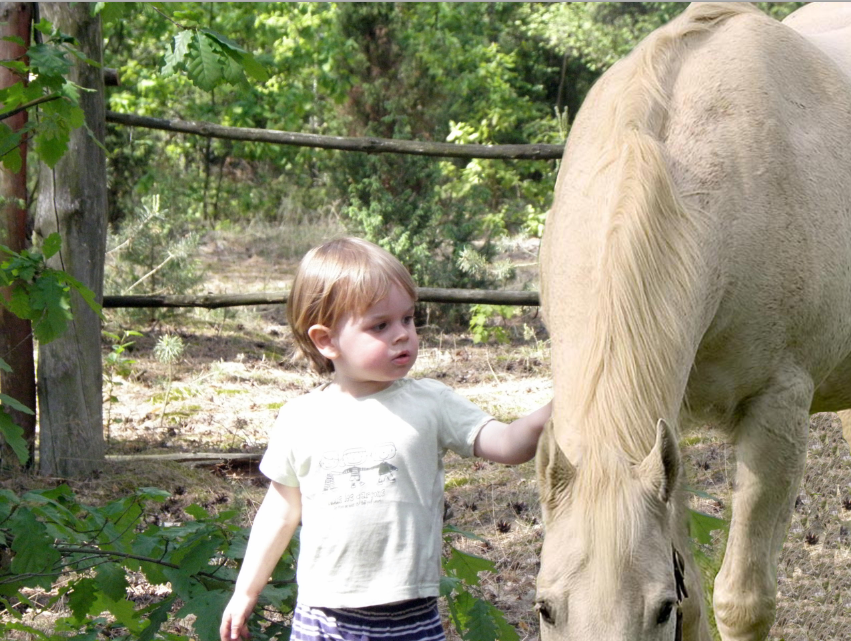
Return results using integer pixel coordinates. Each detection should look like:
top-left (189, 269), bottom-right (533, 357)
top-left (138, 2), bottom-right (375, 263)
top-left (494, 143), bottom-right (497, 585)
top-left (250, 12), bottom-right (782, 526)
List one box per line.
top-left (713, 368), bottom-right (812, 641)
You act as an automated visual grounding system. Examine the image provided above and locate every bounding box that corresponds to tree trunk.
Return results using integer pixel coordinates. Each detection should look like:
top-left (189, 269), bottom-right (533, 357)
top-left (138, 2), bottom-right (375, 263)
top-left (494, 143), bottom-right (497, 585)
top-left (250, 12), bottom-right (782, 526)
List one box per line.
top-left (34, 3), bottom-right (107, 477)
top-left (0, 2), bottom-right (35, 469)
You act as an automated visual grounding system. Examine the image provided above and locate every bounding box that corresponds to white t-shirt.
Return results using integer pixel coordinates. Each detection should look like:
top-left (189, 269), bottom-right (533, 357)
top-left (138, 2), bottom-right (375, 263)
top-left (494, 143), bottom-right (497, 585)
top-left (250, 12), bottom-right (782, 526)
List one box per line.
top-left (259, 377), bottom-right (493, 608)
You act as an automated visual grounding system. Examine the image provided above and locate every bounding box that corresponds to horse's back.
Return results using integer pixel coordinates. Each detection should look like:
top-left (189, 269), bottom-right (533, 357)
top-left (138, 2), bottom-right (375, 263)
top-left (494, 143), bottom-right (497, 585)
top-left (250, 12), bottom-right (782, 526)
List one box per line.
top-left (783, 2), bottom-right (851, 79)
top-left (543, 2), bottom-right (851, 430)
top-left (670, 5), bottom-right (851, 417)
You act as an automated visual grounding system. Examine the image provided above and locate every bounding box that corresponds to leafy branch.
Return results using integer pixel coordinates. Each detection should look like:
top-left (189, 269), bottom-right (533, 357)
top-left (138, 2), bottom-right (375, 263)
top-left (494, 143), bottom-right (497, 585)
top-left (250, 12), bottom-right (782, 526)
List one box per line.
top-left (0, 19), bottom-right (93, 172)
top-left (0, 233), bottom-right (103, 465)
top-left (151, 3), bottom-right (269, 92)
top-left (441, 525), bottom-right (520, 641)
top-left (0, 92), bottom-right (62, 122)
top-left (0, 484), bottom-right (297, 641)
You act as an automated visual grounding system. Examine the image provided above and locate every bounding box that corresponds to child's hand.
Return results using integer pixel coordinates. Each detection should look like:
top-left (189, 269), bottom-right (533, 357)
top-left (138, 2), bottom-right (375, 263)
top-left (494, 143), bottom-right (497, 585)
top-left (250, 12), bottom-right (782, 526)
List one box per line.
top-left (220, 594), bottom-right (256, 641)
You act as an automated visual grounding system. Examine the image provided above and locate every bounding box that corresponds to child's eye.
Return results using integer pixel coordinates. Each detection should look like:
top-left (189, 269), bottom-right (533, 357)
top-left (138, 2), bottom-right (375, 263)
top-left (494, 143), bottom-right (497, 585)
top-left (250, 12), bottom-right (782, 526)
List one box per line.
top-left (403, 316), bottom-right (414, 325)
top-left (373, 322), bottom-right (387, 332)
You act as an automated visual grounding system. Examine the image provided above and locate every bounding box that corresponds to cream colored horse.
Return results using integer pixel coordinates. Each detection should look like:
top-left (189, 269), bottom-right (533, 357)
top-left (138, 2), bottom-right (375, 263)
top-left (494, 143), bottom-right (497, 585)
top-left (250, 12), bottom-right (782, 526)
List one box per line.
top-left (536, 3), bottom-right (851, 641)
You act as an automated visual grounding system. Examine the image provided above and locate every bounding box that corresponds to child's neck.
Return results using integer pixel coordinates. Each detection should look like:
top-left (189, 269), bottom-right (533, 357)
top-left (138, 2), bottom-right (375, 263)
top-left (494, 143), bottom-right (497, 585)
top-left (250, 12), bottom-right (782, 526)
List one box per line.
top-left (325, 378), bottom-right (400, 398)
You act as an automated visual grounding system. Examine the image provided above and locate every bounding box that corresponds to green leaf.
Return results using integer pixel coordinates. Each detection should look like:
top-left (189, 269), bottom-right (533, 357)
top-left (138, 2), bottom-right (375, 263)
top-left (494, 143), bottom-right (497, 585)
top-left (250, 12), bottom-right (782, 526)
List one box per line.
top-left (440, 575), bottom-right (463, 597)
top-left (67, 577), bottom-right (99, 623)
top-left (219, 49), bottom-right (247, 86)
top-left (66, 104), bottom-right (85, 129)
top-left (95, 562), bottom-right (129, 602)
top-left (184, 503), bottom-right (210, 520)
top-left (132, 531), bottom-right (169, 585)
top-left (33, 127), bottom-right (69, 168)
top-left (2, 146), bottom-right (22, 174)
top-left (136, 486), bottom-right (171, 502)
top-left (239, 53), bottom-right (270, 83)
top-left (137, 594), bottom-right (177, 641)
top-left (173, 30), bottom-right (193, 62)
top-left (0, 60), bottom-right (27, 76)
top-left (444, 547), bottom-right (495, 587)
top-left (0, 82), bottom-right (26, 108)
top-left (93, 1), bottom-right (135, 25)
top-left (27, 43), bottom-right (72, 78)
top-left (91, 592), bottom-right (140, 630)
top-left (0, 123), bottom-right (24, 157)
top-left (41, 232), bottom-right (62, 259)
top-left (0, 410), bottom-right (30, 465)
top-left (0, 622), bottom-right (50, 640)
top-left (29, 276), bottom-right (72, 343)
top-left (689, 508), bottom-right (728, 545)
top-left (58, 271), bottom-right (104, 320)
top-left (462, 596), bottom-right (519, 641)
top-left (9, 508), bottom-right (61, 586)
top-left (176, 535), bottom-right (221, 577)
top-left (161, 49), bottom-right (179, 78)
top-left (1, 35), bottom-right (26, 47)
top-left (32, 18), bottom-right (54, 36)
top-left (259, 583), bottom-right (296, 610)
top-left (443, 524), bottom-right (485, 541)
top-left (0, 356), bottom-right (12, 373)
top-left (199, 28), bottom-right (246, 54)
top-left (5, 285), bottom-right (34, 321)
top-left (199, 28), bottom-right (269, 83)
top-left (176, 589), bottom-right (231, 641)
top-left (187, 31), bottom-right (223, 91)
top-left (0, 394), bottom-right (34, 415)
top-left (684, 486), bottom-right (722, 502)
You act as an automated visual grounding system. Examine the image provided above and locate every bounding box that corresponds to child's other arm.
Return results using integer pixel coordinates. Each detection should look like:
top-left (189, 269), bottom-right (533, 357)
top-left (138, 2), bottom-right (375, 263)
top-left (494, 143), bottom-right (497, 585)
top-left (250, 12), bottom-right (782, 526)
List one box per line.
top-left (220, 481), bottom-right (302, 641)
top-left (473, 400), bottom-right (552, 465)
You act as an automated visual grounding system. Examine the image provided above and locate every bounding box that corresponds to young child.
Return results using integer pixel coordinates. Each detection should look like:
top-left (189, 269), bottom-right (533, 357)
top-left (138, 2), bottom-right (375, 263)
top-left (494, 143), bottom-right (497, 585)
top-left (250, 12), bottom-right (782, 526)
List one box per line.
top-left (220, 237), bottom-right (551, 641)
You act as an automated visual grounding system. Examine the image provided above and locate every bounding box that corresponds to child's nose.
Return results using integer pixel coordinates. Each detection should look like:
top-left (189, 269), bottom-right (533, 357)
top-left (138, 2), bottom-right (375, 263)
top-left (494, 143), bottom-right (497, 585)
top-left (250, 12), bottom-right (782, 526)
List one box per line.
top-left (393, 323), bottom-right (411, 342)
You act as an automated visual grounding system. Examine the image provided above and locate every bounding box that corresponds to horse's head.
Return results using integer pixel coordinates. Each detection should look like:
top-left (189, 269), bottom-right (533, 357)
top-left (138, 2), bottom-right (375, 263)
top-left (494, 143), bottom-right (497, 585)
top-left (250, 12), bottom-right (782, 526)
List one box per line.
top-left (535, 418), bottom-right (686, 641)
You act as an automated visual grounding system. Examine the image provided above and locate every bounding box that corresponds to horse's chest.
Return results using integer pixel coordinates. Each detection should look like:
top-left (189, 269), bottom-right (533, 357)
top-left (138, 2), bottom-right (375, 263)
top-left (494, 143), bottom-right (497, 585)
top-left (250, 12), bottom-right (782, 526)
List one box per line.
top-left (683, 334), bottom-right (773, 428)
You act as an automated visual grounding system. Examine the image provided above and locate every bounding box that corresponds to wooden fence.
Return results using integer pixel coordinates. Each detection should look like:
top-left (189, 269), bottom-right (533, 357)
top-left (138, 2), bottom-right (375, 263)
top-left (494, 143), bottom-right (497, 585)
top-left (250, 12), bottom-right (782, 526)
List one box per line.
top-left (103, 287), bottom-right (540, 310)
top-left (106, 111), bottom-right (564, 160)
top-left (103, 111), bottom-right (552, 309)
top-left (103, 110), bottom-right (557, 310)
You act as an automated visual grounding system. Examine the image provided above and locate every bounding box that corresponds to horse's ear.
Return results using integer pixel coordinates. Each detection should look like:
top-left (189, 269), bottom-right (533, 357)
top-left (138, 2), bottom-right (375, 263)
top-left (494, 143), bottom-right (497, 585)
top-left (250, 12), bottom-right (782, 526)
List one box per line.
top-left (636, 418), bottom-right (679, 503)
top-left (536, 419), bottom-right (575, 520)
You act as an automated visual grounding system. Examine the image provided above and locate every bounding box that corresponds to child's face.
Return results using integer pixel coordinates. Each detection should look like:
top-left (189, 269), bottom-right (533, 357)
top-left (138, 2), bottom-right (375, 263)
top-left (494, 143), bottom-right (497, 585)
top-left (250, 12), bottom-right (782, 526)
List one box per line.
top-left (324, 283), bottom-right (418, 397)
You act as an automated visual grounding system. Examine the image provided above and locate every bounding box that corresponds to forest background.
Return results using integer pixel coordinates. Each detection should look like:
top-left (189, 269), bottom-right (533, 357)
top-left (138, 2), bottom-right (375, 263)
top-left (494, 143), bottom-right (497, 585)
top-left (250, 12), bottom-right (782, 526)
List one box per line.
top-left (99, 2), bottom-right (798, 297)
top-left (1, 3), bottom-right (817, 641)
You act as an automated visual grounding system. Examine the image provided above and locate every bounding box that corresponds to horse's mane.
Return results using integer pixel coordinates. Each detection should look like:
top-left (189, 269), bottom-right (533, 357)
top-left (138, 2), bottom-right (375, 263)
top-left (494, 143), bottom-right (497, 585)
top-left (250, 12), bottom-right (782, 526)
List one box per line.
top-left (566, 1), bottom-right (761, 591)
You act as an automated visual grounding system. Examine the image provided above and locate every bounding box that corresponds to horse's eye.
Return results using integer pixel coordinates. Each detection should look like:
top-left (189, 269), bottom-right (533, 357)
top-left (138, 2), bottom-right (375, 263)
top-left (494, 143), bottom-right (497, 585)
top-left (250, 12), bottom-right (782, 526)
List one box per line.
top-left (535, 600), bottom-right (556, 625)
top-left (656, 600), bottom-right (676, 625)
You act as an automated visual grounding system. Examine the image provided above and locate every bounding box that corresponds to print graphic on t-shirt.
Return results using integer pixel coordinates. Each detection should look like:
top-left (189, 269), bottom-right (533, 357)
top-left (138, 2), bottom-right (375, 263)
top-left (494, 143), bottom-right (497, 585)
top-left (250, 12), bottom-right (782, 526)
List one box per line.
top-left (319, 441), bottom-right (398, 494)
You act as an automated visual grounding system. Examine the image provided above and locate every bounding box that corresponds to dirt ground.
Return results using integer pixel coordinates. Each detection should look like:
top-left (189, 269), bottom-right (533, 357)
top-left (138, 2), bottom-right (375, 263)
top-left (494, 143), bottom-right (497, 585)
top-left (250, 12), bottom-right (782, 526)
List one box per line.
top-left (8, 227), bottom-right (851, 640)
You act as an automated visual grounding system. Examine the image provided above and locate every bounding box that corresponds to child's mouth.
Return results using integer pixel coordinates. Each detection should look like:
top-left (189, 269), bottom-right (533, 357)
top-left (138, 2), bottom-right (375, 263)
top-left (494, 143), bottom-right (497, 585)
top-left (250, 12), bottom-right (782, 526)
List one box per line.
top-left (393, 352), bottom-right (410, 365)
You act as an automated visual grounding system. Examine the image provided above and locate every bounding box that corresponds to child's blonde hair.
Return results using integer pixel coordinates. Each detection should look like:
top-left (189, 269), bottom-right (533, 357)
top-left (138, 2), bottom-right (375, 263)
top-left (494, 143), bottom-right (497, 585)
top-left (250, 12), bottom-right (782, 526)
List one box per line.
top-left (287, 237), bottom-right (418, 374)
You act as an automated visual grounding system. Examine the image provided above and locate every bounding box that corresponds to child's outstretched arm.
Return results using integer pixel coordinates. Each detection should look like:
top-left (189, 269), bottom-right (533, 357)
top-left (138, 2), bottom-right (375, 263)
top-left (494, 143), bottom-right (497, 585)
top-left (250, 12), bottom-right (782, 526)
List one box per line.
top-left (473, 400), bottom-right (552, 465)
top-left (220, 481), bottom-right (302, 641)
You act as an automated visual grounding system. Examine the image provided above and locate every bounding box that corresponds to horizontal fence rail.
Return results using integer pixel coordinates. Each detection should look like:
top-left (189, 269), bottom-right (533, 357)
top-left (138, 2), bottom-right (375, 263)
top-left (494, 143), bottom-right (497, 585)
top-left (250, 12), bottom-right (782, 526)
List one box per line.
top-left (106, 111), bottom-right (565, 161)
top-left (102, 287), bottom-right (540, 310)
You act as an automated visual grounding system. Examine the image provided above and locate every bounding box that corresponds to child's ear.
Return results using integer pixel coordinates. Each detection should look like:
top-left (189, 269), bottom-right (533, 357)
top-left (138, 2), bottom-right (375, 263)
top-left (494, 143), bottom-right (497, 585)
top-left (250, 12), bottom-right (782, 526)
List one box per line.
top-left (308, 325), bottom-right (339, 360)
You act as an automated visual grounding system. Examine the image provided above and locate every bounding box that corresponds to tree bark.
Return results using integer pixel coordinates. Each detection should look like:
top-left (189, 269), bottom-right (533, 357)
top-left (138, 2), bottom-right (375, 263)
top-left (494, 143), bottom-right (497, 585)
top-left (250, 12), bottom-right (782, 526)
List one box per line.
top-left (0, 2), bottom-right (35, 468)
top-left (34, 3), bottom-right (107, 477)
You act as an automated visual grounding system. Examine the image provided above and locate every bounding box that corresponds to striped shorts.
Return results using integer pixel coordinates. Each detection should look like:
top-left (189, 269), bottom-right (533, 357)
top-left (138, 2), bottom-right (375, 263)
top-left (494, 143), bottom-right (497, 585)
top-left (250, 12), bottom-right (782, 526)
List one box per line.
top-left (291, 597), bottom-right (446, 641)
